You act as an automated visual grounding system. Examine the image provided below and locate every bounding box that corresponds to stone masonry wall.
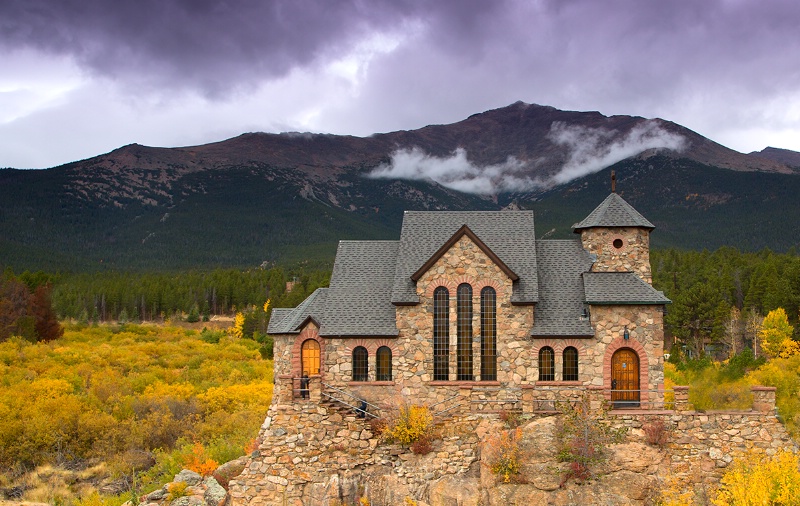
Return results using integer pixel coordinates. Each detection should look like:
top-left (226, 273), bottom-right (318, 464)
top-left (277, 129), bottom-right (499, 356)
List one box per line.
top-left (591, 305), bottom-right (666, 404)
top-left (228, 386), bottom-right (796, 506)
top-left (228, 399), bottom-right (495, 506)
top-left (581, 226), bottom-right (652, 283)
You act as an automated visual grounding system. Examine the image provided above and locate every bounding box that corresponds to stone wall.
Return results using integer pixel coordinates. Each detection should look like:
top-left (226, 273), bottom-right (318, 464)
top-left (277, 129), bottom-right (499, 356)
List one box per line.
top-left (228, 400), bottom-right (495, 506)
top-left (228, 385), bottom-right (796, 506)
top-left (590, 305), bottom-right (665, 403)
top-left (580, 226), bottom-right (652, 283)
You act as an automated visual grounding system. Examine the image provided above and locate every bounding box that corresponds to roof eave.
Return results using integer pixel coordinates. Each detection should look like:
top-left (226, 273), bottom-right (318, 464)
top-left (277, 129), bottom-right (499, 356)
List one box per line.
top-left (587, 300), bottom-right (670, 305)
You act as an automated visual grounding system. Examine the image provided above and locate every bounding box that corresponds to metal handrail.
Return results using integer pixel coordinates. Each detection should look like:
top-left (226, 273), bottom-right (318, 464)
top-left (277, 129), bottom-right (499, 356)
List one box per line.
top-left (429, 394), bottom-right (461, 410)
top-left (319, 382), bottom-right (382, 418)
top-left (320, 392), bottom-right (380, 419)
top-left (430, 394), bottom-right (465, 418)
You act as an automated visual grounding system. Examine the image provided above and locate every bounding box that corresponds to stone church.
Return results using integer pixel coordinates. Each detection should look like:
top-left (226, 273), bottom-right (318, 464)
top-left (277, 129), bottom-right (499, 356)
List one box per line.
top-left (267, 191), bottom-right (670, 412)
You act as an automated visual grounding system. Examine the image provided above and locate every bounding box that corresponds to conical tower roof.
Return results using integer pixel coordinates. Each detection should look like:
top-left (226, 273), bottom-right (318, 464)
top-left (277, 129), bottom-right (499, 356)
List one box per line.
top-left (572, 193), bottom-right (654, 232)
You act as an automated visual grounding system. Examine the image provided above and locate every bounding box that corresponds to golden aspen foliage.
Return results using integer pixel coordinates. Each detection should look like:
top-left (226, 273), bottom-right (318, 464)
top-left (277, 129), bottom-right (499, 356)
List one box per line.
top-left (231, 312), bottom-right (245, 338)
top-left (712, 450), bottom-right (800, 505)
top-left (759, 308), bottom-right (798, 359)
top-left (383, 404), bottom-right (433, 446)
top-left (0, 323), bottom-right (272, 475)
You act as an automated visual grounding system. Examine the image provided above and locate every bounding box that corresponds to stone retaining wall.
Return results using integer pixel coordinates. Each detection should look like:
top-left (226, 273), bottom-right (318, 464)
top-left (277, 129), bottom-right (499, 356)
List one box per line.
top-left (228, 385), bottom-right (796, 506)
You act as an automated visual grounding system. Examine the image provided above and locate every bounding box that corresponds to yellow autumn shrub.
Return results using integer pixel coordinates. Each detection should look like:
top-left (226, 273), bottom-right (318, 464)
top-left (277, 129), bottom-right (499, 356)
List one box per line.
top-left (484, 428), bottom-right (522, 483)
top-left (383, 404), bottom-right (433, 446)
top-left (712, 450), bottom-right (800, 505)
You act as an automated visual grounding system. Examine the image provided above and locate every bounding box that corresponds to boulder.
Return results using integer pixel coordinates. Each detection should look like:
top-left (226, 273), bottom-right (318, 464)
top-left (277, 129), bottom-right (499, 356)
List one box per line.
top-left (428, 476), bottom-right (482, 506)
top-left (598, 470), bottom-right (656, 501)
top-left (203, 477), bottom-right (228, 506)
top-left (212, 458), bottom-right (248, 490)
top-left (603, 442), bottom-right (664, 474)
top-left (174, 469), bottom-right (203, 486)
top-left (170, 497), bottom-right (205, 506)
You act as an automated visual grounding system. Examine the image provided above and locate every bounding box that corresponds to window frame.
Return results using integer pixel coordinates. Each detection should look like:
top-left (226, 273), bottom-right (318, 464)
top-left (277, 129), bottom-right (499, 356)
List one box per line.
top-left (376, 346), bottom-right (392, 381)
top-left (433, 286), bottom-right (450, 381)
top-left (352, 346), bottom-right (368, 382)
top-left (562, 346), bottom-right (579, 381)
top-left (539, 346), bottom-right (555, 381)
top-left (480, 287), bottom-right (497, 381)
top-left (456, 283), bottom-right (473, 381)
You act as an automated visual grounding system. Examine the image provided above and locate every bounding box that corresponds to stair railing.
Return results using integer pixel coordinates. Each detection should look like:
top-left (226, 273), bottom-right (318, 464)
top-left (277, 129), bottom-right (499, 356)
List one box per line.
top-left (320, 382), bottom-right (382, 419)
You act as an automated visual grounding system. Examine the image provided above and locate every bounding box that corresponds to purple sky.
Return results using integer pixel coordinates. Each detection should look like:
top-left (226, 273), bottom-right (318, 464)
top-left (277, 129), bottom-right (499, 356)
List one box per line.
top-left (1, 0), bottom-right (799, 169)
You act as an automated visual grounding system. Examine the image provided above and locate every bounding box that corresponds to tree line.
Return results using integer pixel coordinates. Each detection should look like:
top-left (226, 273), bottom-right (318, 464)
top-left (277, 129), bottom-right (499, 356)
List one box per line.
top-left (4, 246), bottom-right (800, 358)
top-left (3, 267), bottom-right (329, 326)
top-left (652, 247), bottom-right (800, 358)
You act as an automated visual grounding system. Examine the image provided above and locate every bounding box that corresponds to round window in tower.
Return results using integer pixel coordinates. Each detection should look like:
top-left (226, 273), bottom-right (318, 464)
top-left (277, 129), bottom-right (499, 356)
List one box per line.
top-left (612, 238), bottom-right (624, 250)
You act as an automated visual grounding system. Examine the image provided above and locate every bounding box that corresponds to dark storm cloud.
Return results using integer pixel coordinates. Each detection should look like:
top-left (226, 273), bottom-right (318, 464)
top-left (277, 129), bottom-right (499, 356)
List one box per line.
top-left (3, 0), bottom-right (798, 101)
top-left (2, 0), bottom-right (800, 169)
top-left (0, 0), bottom-right (507, 96)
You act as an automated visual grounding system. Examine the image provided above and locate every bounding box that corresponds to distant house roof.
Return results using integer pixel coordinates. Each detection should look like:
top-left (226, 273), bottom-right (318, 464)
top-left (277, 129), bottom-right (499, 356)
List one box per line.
top-left (530, 240), bottom-right (595, 337)
top-left (583, 272), bottom-right (670, 305)
top-left (572, 193), bottom-right (654, 231)
top-left (391, 211), bottom-right (539, 305)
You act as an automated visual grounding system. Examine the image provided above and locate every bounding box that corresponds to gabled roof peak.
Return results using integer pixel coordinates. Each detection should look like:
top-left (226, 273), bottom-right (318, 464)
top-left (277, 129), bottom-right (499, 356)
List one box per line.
top-left (572, 193), bottom-right (654, 232)
top-left (410, 224), bottom-right (519, 282)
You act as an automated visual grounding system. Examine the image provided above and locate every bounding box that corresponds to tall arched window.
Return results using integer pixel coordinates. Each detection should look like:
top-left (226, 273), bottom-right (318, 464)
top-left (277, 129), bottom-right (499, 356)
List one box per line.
top-left (457, 283), bottom-right (473, 381)
top-left (563, 347), bottom-right (579, 381)
top-left (376, 346), bottom-right (392, 381)
top-left (539, 346), bottom-right (555, 381)
top-left (301, 339), bottom-right (320, 375)
top-left (352, 346), bottom-right (368, 381)
top-left (480, 287), bottom-right (497, 381)
top-left (433, 287), bottom-right (450, 381)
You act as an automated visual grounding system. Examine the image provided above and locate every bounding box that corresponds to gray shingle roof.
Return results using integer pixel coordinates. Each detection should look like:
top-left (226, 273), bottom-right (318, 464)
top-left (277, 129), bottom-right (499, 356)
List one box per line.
top-left (583, 272), bottom-right (671, 304)
top-left (572, 193), bottom-right (655, 231)
top-left (391, 211), bottom-right (539, 305)
top-left (269, 199), bottom-right (667, 338)
top-left (266, 241), bottom-right (400, 336)
top-left (267, 288), bottom-right (329, 334)
top-left (266, 308), bottom-right (293, 334)
top-left (530, 240), bottom-right (595, 337)
top-left (318, 241), bottom-right (400, 336)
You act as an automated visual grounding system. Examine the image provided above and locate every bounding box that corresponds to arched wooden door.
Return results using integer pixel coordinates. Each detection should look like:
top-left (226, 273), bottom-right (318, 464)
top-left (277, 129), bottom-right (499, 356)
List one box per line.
top-left (301, 339), bottom-right (320, 375)
top-left (611, 348), bottom-right (640, 408)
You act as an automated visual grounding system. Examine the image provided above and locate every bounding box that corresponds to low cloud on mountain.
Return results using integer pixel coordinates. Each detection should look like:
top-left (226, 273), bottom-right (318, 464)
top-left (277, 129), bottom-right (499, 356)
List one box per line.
top-left (549, 120), bottom-right (687, 184)
top-left (369, 120), bottom-right (686, 194)
top-left (368, 147), bottom-right (542, 194)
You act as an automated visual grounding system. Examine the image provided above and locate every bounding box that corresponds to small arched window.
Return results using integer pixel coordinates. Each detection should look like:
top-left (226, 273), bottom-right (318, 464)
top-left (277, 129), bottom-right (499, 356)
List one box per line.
top-left (457, 283), bottom-right (473, 381)
top-left (353, 346), bottom-right (368, 382)
top-left (433, 287), bottom-right (450, 381)
top-left (563, 347), bottom-right (579, 381)
top-left (539, 346), bottom-right (555, 381)
top-left (480, 287), bottom-right (497, 381)
top-left (301, 339), bottom-right (320, 375)
top-left (376, 346), bottom-right (392, 381)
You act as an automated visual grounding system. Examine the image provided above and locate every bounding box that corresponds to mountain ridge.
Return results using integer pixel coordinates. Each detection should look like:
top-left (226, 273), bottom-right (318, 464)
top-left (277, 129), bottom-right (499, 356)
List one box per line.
top-left (1, 101), bottom-right (799, 272)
